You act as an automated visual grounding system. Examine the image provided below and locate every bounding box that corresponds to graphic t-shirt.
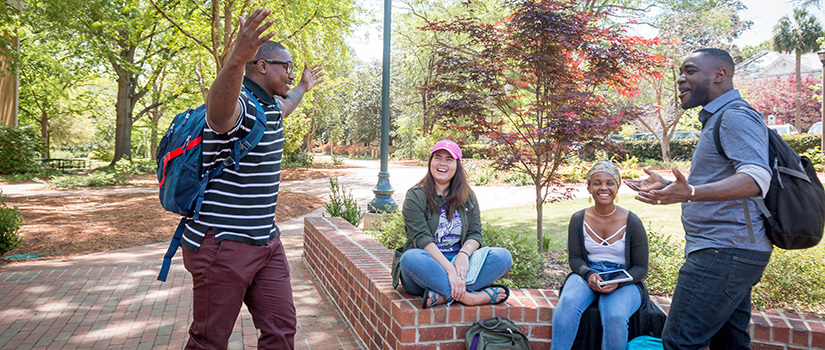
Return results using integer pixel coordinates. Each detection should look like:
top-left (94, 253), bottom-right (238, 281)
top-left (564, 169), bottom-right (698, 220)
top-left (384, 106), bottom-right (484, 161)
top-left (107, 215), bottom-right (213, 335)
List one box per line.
top-left (434, 206), bottom-right (462, 254)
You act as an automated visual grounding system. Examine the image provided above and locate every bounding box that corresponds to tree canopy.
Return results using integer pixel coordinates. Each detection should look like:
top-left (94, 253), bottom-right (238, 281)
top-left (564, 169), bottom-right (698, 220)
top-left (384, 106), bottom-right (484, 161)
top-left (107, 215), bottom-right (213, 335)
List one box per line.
top-left (423, 0), bottom-right (662, 251)
top-left (772, 8), bottom-right (823, 132)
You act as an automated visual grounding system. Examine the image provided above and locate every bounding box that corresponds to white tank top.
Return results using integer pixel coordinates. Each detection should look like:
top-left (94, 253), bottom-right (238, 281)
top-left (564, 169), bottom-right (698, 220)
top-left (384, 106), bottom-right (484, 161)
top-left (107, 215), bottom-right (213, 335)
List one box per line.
top-left (583, 220), bottom-right (627, 266)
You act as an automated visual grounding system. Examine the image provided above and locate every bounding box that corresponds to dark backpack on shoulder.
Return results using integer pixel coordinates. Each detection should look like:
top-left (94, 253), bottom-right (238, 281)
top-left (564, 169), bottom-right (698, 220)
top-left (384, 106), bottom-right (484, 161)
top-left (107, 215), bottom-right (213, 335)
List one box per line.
top-left (465, 317), bottom-right (531, 350)
top-left (154, 87), bottom-right (267, 281)
top-left (713, 101), bottom-right (825, 249)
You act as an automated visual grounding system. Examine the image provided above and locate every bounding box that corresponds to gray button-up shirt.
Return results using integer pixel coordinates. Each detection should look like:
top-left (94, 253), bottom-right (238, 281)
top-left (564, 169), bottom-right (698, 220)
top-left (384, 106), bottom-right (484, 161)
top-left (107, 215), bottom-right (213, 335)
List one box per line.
top-left (682, 89), bottom-right (773, 254)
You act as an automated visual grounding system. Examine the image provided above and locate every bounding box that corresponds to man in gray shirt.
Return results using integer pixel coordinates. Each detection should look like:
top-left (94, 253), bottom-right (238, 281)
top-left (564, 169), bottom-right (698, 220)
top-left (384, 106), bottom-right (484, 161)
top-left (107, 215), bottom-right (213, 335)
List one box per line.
top-left (626, 48), bottom-right (772, 349)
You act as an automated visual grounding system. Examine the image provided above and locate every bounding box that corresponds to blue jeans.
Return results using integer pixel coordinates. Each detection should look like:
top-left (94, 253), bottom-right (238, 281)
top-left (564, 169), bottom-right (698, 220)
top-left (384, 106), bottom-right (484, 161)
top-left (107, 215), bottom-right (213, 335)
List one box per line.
top-left (551, 261), bottom-right (642, 350)
top-left (662, 248), bottom-right (771, 350)
top-left (398, 247), bottom-right (512, 302)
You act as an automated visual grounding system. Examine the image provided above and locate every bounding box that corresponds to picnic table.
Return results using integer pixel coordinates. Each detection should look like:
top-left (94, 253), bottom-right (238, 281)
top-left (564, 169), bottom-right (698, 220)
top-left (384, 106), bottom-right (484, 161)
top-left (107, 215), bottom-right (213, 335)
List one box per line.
top-left (40, 158), bottom-right (91, 171)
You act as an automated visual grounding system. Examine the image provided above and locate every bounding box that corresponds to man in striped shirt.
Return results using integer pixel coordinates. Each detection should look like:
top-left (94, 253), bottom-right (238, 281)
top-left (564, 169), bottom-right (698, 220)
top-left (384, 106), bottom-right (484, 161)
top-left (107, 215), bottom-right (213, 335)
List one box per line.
top-left (181, 8), bottom-right (324, 349)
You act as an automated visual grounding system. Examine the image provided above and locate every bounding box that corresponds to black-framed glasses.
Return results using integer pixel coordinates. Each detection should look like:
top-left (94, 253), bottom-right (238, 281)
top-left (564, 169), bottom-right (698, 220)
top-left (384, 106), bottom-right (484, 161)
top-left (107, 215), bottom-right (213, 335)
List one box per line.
top-left (252, 59), bottom-right (294, 75)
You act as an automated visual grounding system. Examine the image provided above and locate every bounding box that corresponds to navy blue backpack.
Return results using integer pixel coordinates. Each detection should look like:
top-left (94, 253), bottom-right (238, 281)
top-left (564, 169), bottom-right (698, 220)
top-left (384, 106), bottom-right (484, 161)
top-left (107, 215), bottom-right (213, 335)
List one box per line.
top-left (155, 87), bottom-right (266, 281)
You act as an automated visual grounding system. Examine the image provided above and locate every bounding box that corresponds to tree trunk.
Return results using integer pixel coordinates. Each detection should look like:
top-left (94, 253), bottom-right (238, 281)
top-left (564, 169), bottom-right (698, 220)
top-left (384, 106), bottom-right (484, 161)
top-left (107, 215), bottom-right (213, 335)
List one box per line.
top-left (660, 137), bottom-right (671, 162)
top-left (111, 74), bottom-right (135, 165)
top-left (795, 51), bottom-right (803, 131)
top-left (40, 111), bottom-right (50, 159)
top-left (150, 107), bottom-right (162, 160)
top-left (535, 182), bottom-right (544, 253)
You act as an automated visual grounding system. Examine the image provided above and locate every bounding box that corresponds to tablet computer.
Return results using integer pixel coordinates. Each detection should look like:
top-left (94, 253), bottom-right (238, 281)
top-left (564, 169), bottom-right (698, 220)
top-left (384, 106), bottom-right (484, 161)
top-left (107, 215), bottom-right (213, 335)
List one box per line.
top-left (597, 269), bottom-right (633, 286)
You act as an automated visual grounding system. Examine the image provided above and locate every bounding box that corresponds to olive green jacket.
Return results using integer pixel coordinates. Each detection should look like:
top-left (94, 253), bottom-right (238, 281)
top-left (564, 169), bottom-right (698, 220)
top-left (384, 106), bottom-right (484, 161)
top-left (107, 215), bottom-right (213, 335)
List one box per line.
top-left (391, 184), bottom-right (483, 288)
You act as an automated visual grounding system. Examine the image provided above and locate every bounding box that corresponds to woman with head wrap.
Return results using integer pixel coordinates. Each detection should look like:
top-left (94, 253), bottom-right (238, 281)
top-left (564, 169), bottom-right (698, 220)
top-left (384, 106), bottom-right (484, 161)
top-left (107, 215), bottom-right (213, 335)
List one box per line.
top-left (551, 160), bottom-right (650, 350)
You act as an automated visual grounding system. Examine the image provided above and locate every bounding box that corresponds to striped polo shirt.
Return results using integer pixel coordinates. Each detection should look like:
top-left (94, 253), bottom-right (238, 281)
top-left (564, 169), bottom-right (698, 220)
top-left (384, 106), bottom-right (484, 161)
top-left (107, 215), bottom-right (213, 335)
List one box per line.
top-left (181, 77), bottom-right (284, 252)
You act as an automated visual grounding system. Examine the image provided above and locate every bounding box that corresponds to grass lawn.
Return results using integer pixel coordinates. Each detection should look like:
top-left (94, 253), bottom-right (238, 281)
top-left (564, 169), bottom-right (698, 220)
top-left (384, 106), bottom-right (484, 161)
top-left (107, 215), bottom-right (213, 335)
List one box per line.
top-left (482, 194), bottom-right (685, 251)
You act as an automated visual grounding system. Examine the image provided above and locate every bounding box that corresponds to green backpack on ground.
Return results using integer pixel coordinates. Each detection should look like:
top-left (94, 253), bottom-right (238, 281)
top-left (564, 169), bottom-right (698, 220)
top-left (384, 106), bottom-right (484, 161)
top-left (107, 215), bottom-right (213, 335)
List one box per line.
top-left (465, 317), bottom-right (531, 350)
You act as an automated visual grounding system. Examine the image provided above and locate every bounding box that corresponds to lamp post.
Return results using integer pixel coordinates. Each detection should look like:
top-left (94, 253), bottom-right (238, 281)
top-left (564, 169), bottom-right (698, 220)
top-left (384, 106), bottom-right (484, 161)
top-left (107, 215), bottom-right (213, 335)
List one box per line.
top-left (818, 49), bottom-right (825, 153)
top-left (367, 0), bottom-right (397, 213)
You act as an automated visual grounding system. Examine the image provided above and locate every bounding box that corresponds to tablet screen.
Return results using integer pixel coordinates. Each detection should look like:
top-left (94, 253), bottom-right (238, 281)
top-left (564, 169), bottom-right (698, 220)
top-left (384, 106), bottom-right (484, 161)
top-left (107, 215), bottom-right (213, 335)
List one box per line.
top-left (597, 269), bottom-right (633, 286)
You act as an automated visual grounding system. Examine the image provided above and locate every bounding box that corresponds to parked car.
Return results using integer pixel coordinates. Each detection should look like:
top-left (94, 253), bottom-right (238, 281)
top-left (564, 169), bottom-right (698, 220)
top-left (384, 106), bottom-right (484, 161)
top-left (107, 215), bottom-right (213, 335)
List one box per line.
top-left (609, 134), bottom-right (625, 142)
top-left (672, 130), bottom-right (701, 140)
top-left (628, 132), bottom-right (656, 141)
top-left (768, 124), bottom-right (799, 136)
top-left (808, 122), bottom-right (822, 134)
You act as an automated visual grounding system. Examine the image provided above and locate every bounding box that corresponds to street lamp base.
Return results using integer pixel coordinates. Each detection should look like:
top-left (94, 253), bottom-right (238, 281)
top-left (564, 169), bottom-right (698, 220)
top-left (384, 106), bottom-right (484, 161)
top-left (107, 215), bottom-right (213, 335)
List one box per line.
top-left (368, 171), bottom-right (397, 213)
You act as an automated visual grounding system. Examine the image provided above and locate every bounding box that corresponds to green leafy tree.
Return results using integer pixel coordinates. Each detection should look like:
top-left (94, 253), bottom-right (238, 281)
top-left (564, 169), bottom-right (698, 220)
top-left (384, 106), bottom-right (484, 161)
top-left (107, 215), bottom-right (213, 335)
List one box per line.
top-left (772, 8), bottom-right (823, 132)
top-left (29, 0), bottom-right (186, 165)
top-left (626, 0), bottom-right (752, 161)
top-left (423, 0), bottom-right (661, 251)
top-left (16, 32), bottom-right (94, 158)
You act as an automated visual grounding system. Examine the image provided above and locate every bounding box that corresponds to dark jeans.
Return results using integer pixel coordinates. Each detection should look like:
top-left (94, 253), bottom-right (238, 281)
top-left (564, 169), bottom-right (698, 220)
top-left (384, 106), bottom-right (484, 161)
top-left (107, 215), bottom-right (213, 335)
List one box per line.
top-left (183, 230), bottom-right (296, 349)
top-left (662, 248), bottom-right (770, 350)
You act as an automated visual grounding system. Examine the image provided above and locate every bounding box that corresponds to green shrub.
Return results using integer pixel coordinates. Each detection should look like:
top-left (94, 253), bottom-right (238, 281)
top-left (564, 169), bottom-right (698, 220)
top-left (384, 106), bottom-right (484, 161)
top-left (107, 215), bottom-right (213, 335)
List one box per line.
top-left (463, 143), bottom-right (494, 160)
top-left (323, 177), bottom-right (364, 226)
top-left (364, 211), bottom-right (406, 250)
top-left (466, 161), bottom-right (496, 186)
top-left (613, 134), bottom-right (821, 162)
top-left (641, 221), bottom-right (825, 311)
top-left (481, 224), bottom-right (546, 288)
top-left (0, 193), bottom-right (23, 255)
top-left (284, 151), bottom-right (314, 167)
top-left (753, 245), bottom-right (825, 311)
top-left (557, 158), bottom-right (589, 182)
top-left (114, 159), bottom-right (156, 175)
top-left (800, 146), bottom-right (823, 165)
top-left (0, 168), bottom-right (59, 183)
top-left (49, 172), bottom-right (129, 188)
top-left (784, 133), bottom-right (820, 154)
top-left (615, 156), bottom-right (646, 180)
top-left (644, 225), bottom-right (684, 295)
top-left (501, 169), bottom-right (533, 186)
top-left (0, 126), bottom-right (44, 174)
top-left (611, 139), bottom-right (698, 161)
top-left (331, 154), bottom-right (344, 165)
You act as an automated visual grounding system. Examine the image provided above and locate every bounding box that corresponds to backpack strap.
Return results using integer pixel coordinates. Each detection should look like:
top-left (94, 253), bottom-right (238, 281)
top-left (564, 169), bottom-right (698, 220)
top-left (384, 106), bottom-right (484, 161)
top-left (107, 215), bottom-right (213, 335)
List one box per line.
top-left (191, 87), bottom-right (268, 220)
top-left (158, 218), bottom-right (186, 282)
top-left (711, 99), bottom-right (753, 159)
top-left (711, 99), bottom-right (764, 245)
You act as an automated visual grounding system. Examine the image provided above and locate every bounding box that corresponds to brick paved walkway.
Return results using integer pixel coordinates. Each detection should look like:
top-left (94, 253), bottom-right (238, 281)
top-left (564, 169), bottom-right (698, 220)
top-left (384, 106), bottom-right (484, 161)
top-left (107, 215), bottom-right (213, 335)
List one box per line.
top-left (0, 212), bottom-right (362, 350)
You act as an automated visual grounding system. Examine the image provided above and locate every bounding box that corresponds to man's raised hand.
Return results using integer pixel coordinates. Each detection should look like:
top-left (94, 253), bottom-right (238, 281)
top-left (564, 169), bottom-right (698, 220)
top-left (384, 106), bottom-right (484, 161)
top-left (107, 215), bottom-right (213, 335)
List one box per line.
top-left (299, 63), bottom-right (325, 92)
top-left (232, 8), bottom-right (278, 63)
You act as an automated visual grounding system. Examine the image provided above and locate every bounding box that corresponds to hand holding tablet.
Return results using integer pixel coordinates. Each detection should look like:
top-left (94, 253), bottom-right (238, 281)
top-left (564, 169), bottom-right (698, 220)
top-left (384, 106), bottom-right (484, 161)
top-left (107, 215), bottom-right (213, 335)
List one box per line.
top-left (597, 269), bottom-right (633, 286)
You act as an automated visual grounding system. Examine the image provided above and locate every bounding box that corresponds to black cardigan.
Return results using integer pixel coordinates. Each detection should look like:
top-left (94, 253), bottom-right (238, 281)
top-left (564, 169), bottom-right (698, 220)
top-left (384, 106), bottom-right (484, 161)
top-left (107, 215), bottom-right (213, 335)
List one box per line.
top-left (567, 209), bottom-right (649, 290)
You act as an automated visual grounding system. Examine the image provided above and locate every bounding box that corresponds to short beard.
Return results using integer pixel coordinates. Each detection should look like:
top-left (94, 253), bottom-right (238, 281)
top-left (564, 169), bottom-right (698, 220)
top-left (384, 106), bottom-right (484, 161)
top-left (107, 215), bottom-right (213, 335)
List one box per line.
top-left (680, 78), bottom-right (711, 109)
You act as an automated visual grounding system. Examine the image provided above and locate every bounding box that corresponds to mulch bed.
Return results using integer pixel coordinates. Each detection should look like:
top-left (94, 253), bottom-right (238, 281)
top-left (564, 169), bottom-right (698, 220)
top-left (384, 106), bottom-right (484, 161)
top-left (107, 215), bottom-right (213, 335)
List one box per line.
top-left (0, 165), bottom-right (350, 265)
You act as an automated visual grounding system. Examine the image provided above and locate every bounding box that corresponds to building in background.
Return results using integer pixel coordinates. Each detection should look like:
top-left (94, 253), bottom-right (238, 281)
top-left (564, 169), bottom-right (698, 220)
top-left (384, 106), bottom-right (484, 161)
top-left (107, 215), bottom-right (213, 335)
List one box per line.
top-left (0, 0), bottom-right (21, 127)
top-left (735, 49), bottom-right (823, 82)
top-left (735, 49), bottom-right (824, 129)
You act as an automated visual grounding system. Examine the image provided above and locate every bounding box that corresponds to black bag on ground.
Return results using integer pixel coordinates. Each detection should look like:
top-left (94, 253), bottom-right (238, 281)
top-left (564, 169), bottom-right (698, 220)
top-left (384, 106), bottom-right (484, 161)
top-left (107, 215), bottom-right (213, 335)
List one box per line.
top-left (465, 317), bottom-right (531, 350)
top-left (713, 101), bottom-right (825, 249)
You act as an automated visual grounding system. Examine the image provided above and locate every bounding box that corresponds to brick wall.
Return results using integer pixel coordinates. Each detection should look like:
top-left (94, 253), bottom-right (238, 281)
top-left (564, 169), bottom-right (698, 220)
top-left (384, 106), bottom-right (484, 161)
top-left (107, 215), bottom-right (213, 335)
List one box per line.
top-left (303, 217), bottom-right (825, 350)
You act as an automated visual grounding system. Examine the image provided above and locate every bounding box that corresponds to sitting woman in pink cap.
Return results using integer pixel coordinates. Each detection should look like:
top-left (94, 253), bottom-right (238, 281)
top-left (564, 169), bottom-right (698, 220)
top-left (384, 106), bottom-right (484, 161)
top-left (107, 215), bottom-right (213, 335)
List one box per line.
top-left (391, 140), bottom-right (513, 309)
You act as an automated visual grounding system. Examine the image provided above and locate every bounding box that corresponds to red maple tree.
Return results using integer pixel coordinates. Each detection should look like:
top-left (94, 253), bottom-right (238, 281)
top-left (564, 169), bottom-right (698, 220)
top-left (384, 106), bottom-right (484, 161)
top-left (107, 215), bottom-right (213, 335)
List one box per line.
top-left (743, 74), bottom-right (822, 132)
top-left (422, 0), bottom-right (663, 251)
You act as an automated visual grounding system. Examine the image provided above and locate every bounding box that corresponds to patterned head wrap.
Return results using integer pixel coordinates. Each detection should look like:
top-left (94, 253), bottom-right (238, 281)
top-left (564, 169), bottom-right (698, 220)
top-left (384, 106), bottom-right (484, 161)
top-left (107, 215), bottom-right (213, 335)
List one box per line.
top-left (586, 160), bottom-right (621, 185)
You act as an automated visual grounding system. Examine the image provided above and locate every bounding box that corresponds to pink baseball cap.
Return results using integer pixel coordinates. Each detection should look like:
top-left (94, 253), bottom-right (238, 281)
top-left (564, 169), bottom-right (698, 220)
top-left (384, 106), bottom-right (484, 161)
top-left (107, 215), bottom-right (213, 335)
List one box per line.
top-left (431, 139), bottom-right (462, 160)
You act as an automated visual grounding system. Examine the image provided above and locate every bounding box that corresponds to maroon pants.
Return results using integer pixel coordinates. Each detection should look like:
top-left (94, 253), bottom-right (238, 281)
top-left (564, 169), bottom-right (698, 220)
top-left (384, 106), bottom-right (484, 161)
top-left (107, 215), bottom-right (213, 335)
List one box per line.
top-left (182, 230), bottom-right (295, 349)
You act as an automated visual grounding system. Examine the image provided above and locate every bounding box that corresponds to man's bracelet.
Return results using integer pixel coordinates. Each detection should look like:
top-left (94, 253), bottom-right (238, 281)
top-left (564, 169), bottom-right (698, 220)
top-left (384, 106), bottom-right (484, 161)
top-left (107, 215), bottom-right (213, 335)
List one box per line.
top-left (687, 184), bottom-right (695, 202)
top-left (458, 250), bottom-right (470, 257)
